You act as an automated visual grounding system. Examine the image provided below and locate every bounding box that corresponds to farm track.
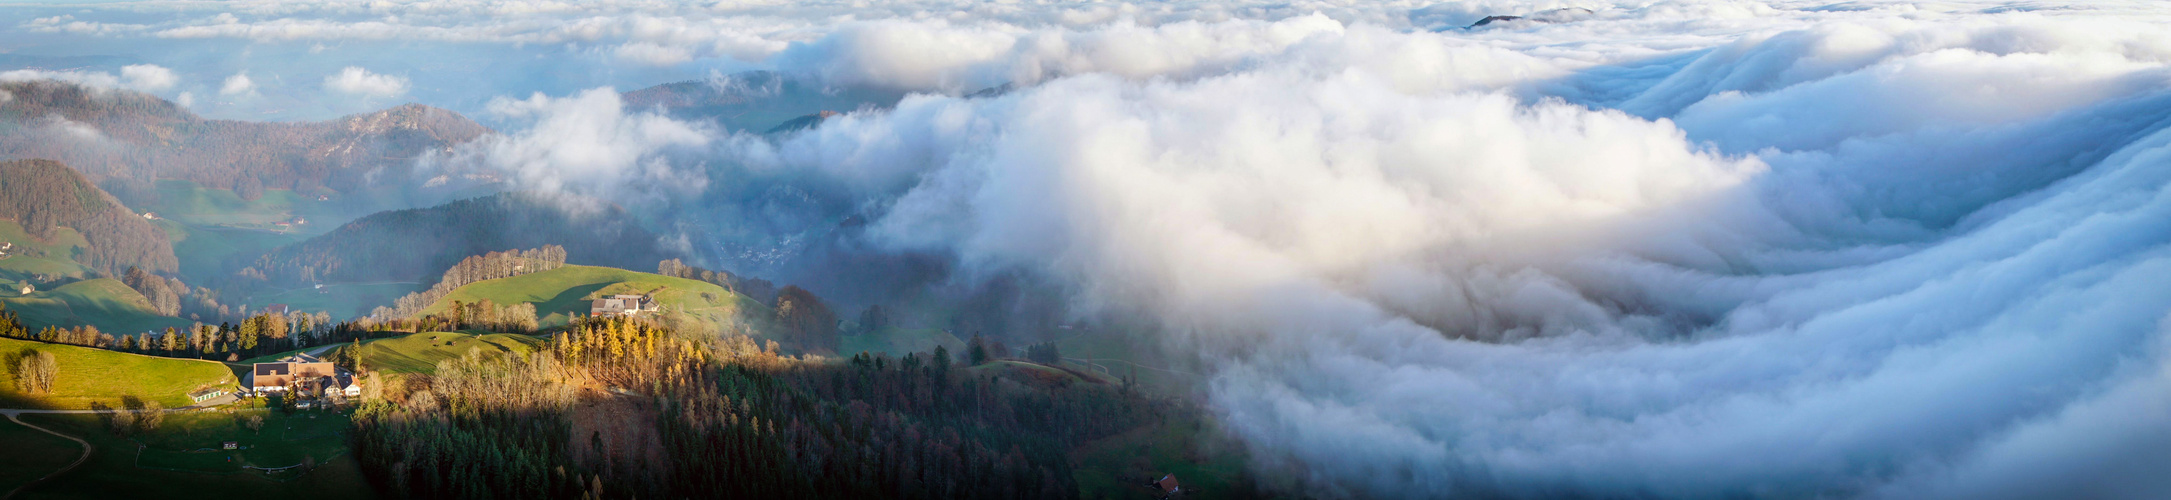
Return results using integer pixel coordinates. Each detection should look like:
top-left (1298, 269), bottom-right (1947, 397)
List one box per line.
top-left (1, 412), bottom-right (91, 500)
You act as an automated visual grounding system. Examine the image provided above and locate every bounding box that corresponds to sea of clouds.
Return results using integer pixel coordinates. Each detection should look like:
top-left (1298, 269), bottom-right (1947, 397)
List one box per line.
top-left (10, 0), bottom-right (2171, 497)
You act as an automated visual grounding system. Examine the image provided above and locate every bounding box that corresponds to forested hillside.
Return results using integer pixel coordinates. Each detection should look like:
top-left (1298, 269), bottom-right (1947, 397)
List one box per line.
top-left (353, 317), bottom-right (1162, 499)
top-left (0, 80), bottom-right (489, 198)
top-left (0, 159), bottom-right (175, 274)
top-left (245, 192), bottom-right (674, 285)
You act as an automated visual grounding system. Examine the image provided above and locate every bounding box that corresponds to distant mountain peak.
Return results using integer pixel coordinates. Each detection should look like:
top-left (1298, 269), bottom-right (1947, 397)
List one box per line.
top-left (0, 79), bottom-right (491, 197)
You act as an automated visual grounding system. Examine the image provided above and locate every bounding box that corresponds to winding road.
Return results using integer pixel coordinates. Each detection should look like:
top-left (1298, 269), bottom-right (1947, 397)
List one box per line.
top-left (0, 342), bottom-right (331, 499)
top-left (1, 411), bottom-right (92, 500)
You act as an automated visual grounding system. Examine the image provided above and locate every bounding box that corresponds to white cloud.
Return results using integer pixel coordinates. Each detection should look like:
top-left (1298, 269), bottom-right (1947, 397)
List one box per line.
top-left (712, 6), bottom-right (2171, 499)
top-left (219, 71), bottom-right (256, 95)
top-left (432, 87), bottom-right (712, 201)
top-left (12, 1), bottom-right (2171, 498)
top-left (323, 66), bottom-right (408, 98)
top-left (613, 41), bottom-right (694, 66)
top-left (120, 64), bottom-right (177, 92)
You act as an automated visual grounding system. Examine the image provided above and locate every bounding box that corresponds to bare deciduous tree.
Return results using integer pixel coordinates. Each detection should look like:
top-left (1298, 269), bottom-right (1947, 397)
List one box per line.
top-left (14, 350), bottom-right (56, 394)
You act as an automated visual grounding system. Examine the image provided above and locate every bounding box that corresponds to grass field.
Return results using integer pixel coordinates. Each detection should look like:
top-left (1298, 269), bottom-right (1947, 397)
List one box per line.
top-left (0, 278), bottom-right (193, 335)
top-left (421, 265), bottom-right (767, 335)
top-left (243, 282), bottom-right (426, 321)
top-left (12, 408), bottom-right (378, 500)
top-left (842, 326), bottom-right (967, 357)
top-left (142, 180), bottom-right (329, 229)
top-left (0, 415), bottom-right (83, 493)
top-left (343, 331), bottom-right (545, 375)
top-left (1071, 412), bottom-right (1259, 500)
top-left (169, 225), bottom-right (306, 282)
top-left (0, 337), bottom-right (239, 409)
top-left (0, 219), bottom-right (93, 282)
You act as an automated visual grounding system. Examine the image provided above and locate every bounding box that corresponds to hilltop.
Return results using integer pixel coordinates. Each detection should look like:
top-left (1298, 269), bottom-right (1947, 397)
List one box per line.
top-left (0, 79), bottom-right (490, 199)
top-left (245, 192), bottom-right (675, 286)
top-left (0, 337), bottom-right (236, 409)
top-left (419, 265), bottom-right (766, 336)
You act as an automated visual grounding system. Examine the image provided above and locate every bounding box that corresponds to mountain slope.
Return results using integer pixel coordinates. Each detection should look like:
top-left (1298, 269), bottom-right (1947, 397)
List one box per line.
top-left (0, 79), bottom-right (490, 198)
top-left (247, 192), bottom-right (676, 285)
top-left (0, 159), bottom-right (175, 274)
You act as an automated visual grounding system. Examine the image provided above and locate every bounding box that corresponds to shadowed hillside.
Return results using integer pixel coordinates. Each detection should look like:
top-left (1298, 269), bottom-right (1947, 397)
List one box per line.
top-left (246, 192), bottom-right (675, 286)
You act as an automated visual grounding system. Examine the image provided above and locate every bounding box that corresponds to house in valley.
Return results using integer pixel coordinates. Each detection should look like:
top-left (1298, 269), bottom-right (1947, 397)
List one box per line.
top-left (590, 294), bottom-right (661, 317)
top-left (1148, 474), bottom-right (1181, 499)
top-left (336, 373), bottom-right (362, 398)
top-left (248, 359), bottom-right (336, 394)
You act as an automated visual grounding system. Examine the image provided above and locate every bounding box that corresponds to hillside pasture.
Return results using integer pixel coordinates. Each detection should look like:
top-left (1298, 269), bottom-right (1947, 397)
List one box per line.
top-left (0, 337), bottom-right (238, 409)
top-left (11, 409), bottom-right (376, 500)
top-left (344, 331), bottom-right (544, 375)
top-left (0, 278), bottom-right (191, 336)
top-left (420, 265), bottom-right (764, 335)
top-left (0, 219), bottom-right (92, 281)
top-left (0, 415), bottom-right (83, 493)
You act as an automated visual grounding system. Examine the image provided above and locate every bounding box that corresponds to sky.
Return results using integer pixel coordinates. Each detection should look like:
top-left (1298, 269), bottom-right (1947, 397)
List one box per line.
top-left (6, 1), bottom-right (2171, 498)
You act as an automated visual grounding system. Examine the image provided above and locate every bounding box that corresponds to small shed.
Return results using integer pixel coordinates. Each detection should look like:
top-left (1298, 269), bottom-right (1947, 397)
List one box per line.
top-left (189, 388), bottom-right (225, 403)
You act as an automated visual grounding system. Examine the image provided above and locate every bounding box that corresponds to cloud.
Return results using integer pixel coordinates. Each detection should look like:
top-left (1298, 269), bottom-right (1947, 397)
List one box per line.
top-left (711, 7), bottom-right (2171, 499)
top-left (219, 71), bottom-right (256, 96)
top-left (118, 64), bottom-right (177, 92)
top-left (10, 1), bottom-right (2171, 498)
top-left (431, 87), bottom-right (713, 202)
top-left (613, 42), bottom-right (695, 66)
top-left (324, 66), bottom-right (408, 98)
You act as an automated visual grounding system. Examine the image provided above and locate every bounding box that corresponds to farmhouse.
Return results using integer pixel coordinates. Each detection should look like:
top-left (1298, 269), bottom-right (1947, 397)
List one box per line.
top-left (1150, 474), bottom-right (1181, 499)
top-left (248, 358), bottom-right (336, 394)
top-left (590, 294), bottom-right (660, 317)
top-left (333, 373), bottom-right (362, 398)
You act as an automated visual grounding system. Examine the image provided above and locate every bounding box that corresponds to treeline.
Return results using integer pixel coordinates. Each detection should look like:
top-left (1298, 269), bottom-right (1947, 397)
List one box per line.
top-left (775, 285), bottom-right (839, 353)
top-left (0, 80), bottom-right (488, 199)
top-left (352, 299), bottom-right (541, 335)
top-left (0, 159), bottom-right (176, 275)
top-left (0, 307), bottom-right (346, 361)
top-left (352, 317), bottom-right (1163, 499)
top-left (370, 245), bottom-right (568, 320)
top-left (120, 266), bottom-right (240, 321)
top-left (248, 192), bottom-right (670, 286)
top-left (657, 258), bottom-right (777, 304)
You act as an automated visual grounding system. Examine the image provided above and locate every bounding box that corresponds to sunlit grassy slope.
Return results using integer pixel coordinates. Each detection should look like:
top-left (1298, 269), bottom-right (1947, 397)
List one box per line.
top-left (343, 331), bottom-right (545, 375)
top-left (0, 337), bottom-right (237, 409)
top-left (420, 265), bottom-right (765, 333)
